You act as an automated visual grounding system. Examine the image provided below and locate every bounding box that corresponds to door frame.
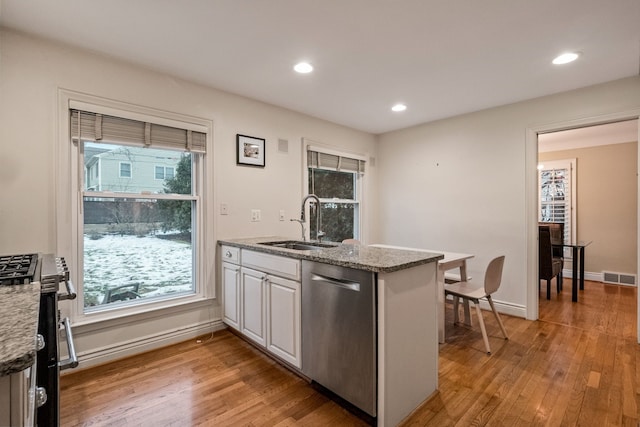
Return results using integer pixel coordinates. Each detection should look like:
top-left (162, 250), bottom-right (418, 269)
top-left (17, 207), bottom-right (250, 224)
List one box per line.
top-left (525, 109), bottom-right (640, 343)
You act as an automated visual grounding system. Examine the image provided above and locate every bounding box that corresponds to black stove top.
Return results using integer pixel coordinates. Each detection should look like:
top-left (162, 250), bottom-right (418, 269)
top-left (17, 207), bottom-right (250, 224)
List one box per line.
top-left (0, 253), bottom-right (39, 285)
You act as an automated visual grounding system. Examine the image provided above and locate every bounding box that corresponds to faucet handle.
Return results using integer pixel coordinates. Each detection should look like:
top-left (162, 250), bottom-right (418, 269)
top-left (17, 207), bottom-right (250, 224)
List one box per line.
top-left (316, 230), bottom-right (325, 242)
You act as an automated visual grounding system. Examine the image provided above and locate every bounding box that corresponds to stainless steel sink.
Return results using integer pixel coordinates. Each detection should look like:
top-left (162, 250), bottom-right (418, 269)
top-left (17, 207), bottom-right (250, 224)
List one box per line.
top-left (259, 240), bottom-right (335, 251)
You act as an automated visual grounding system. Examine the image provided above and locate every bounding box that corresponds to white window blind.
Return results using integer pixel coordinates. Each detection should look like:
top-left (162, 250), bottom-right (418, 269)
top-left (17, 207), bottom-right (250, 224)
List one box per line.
top-left (307, 148), bottom-right (365, 174)
top-left (71, 109), bottom-right (206, 153)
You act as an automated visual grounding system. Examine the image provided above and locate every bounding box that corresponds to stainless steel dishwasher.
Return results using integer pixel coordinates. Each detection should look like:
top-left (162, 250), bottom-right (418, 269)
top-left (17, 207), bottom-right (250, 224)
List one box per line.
top-left (302, 260), bottom-right (377, 416)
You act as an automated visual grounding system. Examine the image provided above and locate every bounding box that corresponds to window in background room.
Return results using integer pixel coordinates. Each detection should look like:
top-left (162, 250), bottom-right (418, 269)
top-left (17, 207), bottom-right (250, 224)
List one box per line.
top-left (71, 109), bottom-right (207, 316)
top-left (538, 158), bottom-right (577, 253)
top-left (307, 148), bottom-right (365, 242)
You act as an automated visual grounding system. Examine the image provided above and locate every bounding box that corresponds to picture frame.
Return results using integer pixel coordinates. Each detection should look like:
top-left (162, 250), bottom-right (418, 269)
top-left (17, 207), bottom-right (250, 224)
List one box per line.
top-left (236, 134), bottom-right (266, 167)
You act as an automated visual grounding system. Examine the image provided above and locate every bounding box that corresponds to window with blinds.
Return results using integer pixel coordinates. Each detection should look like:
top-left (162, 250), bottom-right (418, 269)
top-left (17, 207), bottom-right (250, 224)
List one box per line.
top-left (307, 147), bottom-right (365, 242)
top-left (71, 110), bottom-right (206, 153)
top-left (307, 150), bottom-right (365, 174)
top-left (539, 158), bottom-right (576, 249)
top-left (70, 107), bottom-right (206, 315)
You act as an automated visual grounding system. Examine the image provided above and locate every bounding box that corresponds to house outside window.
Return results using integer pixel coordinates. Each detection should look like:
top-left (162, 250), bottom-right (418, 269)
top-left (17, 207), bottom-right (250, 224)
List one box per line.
top-left (69, 107), bottom-right (208, 320)
top-left (307, 146), bottom-right (365, 242)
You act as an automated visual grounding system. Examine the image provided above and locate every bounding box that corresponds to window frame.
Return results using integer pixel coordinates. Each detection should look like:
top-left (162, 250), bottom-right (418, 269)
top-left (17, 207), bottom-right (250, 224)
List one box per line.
top-left (303, 140), bottom-right (366, 243)
top-left (119, 161), bottom-right (132, 178)
top-left (154, 165), bottom-right (175, 180)
top-left (56, 90), bottom-right (214, 327)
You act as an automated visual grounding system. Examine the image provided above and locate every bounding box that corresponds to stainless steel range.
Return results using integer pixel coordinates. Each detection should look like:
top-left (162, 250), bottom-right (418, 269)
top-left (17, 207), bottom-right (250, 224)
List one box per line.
top-left (0, 253), bottom-right (78, 426)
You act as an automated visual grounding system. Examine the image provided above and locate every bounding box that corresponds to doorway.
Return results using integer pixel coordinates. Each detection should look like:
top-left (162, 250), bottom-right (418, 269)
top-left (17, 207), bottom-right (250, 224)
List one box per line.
top-left (536, 120), bottom-right (638, 331)
top-left (525, 112), bottom-right (640, 343)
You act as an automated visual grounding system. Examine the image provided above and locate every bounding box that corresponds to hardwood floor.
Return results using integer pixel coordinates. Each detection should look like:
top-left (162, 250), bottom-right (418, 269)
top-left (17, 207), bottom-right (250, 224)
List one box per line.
top-left (61, 279), bottom-right (638, 426)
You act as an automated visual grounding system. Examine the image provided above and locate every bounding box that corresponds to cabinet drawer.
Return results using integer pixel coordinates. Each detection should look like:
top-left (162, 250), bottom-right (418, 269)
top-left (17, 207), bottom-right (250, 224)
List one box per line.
top-left (242, 250), bottom-right (301, 281)
top-left (221, 245), bottom-right (240, 264)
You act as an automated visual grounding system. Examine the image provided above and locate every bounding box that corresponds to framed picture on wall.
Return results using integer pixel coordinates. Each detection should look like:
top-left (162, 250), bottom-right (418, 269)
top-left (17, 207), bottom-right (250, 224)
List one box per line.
top-left (236, 134), bottom-right (265, 167)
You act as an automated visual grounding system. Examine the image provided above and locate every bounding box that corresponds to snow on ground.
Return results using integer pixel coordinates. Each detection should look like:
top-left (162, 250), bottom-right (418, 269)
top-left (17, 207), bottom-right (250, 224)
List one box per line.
top-left (83, 234), bottom-right (192, 307)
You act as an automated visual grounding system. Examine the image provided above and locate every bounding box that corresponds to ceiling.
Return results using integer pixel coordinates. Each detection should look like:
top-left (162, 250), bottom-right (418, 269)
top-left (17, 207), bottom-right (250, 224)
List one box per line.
top-left (1, 1), bottom-right (639, 135)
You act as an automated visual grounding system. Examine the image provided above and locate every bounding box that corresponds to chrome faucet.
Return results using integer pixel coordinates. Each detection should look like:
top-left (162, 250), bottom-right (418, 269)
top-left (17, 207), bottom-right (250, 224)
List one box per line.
top-left (290, 194), bottom-right (324, 242)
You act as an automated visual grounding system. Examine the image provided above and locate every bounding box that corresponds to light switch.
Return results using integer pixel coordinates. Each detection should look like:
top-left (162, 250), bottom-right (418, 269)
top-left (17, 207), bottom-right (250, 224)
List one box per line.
top-left (251, 209), bottom-right (261, 222)
top-left (279, 210), bottom-right (285, 221)
top-left (220, 203), bottom-right (228, 215)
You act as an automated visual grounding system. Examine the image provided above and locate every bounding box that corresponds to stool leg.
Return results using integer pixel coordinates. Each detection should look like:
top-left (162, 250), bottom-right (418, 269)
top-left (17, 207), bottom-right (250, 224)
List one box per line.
top-left (453, 296), bottom-right (460, 324)
top-left (487, 296), bottom-right (508, 339)
top-left (474, 301), bottom-right (491, 354)
top-left (462, 300), bottom-right (472, 326)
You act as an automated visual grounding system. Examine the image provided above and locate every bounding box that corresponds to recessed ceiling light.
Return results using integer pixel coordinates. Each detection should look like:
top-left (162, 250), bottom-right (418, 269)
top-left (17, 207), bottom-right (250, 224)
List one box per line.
top-left (552, 52), bottom-right (580, 65)
top-left (391, 103), bottom-right (407, 112)
top-left (294, 62), bottom-right (313, 73)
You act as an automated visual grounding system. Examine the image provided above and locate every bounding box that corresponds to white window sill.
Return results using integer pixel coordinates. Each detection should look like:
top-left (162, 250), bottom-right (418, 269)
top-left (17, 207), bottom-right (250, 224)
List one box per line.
top-left (70, 295), bottom-right (216, 334)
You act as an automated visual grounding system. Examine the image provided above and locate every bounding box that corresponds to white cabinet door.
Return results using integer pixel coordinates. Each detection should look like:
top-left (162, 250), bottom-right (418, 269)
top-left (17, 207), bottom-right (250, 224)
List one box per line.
top-left (266, 275), bottom-right (301, 368)
top-left (221, 261), bottom-right (241, 330)
top-left (240, 267), bottom-right (267, 346)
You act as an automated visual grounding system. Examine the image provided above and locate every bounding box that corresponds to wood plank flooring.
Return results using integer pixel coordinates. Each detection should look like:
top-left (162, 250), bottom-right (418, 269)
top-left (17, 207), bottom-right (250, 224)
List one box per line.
top-left (61, 279), bottom-right (639, 426)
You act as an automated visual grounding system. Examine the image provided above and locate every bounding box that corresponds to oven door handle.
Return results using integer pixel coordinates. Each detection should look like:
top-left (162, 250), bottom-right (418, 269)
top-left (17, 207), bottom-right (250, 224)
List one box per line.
top-left (58, 280), bottom-right (77, 300)
top-left (59, 317), bottom-right (79, 370)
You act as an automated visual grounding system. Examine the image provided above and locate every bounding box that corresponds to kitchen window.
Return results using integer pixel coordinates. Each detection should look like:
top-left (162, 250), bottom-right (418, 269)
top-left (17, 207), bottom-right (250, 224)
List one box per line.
top-left (307, 146), bottom-right (365, 242)
top-left (68, 105), bottom-right (209, 321)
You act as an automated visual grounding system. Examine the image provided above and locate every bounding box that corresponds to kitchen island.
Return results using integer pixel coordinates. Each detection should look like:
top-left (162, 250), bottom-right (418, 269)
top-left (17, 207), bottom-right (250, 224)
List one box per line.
top-left (218, 237), bottom-right (443, 427)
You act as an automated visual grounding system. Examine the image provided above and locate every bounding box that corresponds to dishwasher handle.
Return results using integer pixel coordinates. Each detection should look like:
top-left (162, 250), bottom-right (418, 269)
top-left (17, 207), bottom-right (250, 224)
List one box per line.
top-left (311, 273), bottom-right (360, 291)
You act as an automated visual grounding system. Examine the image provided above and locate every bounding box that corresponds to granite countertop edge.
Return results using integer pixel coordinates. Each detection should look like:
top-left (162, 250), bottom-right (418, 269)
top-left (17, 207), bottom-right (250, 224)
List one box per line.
top-left (0, 283), bottom-right (40, 377)
top-left (218, 237), bottom-right (443, 273)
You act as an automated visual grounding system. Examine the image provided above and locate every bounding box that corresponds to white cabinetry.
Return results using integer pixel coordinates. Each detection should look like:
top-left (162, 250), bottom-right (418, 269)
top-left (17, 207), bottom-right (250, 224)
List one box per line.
top-left (240, 267), bottom-right (267, 346)
top-left (221, 245), bottom-right (241, 331)
top-left (221, 261), bottom-right (240, 330)
top-left (0, 365), bottom-right (36, 427)
top-left (265, 275), bottom-right (301, 367)
top-left (220, 246), bottom-right (301, 369)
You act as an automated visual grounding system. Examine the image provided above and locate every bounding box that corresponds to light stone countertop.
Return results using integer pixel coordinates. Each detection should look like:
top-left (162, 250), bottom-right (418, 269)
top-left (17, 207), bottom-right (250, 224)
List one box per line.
top-left (218, 236), bottom-right (443, 273)
top-left (0, 282), bottom-right (40, 376)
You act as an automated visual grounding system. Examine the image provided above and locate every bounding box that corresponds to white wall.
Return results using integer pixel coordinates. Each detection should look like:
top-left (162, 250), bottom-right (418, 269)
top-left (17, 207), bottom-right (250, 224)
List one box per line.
top-left (377, 76), bottom-right (640, 315)
top-left (0, 29), bottom-right (378, 366)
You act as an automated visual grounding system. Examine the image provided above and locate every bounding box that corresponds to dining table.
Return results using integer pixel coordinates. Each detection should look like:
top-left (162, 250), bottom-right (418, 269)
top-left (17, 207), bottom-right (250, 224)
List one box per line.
top-left (369, 244), bottom-right (474, 344)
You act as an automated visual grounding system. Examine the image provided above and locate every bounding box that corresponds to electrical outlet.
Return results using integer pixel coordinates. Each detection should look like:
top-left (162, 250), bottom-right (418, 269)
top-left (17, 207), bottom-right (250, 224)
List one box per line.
top-left (279, 210), bottom-right (285, 221)
top-left (251, 209), bottom-right (261, 222)
top-left (220, 203), bottom-right (228, 215)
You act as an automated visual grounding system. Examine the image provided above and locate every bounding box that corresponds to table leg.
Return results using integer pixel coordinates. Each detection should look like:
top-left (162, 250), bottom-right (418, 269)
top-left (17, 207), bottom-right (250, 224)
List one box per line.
top-left (572, 246), bottom-right (578, 302)
top-left (459, 263), bottom-right (471, 325)
top-left (437, 267), bottom-right (445, 344)
top-left (579, 247), bottom-right (585, 290)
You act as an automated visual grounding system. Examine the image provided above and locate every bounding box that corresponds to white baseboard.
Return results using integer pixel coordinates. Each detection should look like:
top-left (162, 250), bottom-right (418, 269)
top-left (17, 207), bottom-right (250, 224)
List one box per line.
top-left (479, 299), bottom-right (526, 318)
top-left (63, 319), bottom-right (226, 373)
top-left (561, 269), bottom-right (637, 286)
top-left (446, 295), bottom-right (526, 319)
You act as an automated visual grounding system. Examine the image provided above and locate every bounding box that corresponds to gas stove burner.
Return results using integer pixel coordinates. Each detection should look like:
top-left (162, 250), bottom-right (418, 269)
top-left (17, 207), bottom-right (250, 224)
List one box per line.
top-left (0, 253), bottom-right (39, 285)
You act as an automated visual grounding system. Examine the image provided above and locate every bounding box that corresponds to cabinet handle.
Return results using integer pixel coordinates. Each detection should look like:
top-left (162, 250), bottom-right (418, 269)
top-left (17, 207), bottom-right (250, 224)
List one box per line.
top-left (225, 251), bottom-right (232, 258)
